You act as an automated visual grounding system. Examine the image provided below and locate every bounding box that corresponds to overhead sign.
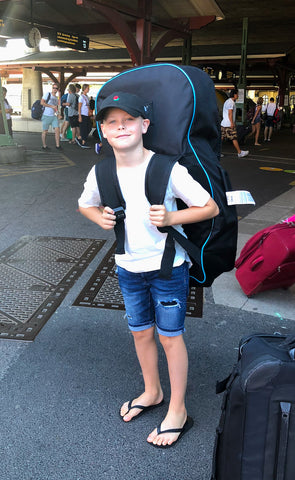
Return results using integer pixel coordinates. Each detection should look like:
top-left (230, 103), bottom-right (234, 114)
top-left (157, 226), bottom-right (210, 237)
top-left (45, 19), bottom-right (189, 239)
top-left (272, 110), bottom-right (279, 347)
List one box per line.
top-left (54, 30), bottom-right (89, 51)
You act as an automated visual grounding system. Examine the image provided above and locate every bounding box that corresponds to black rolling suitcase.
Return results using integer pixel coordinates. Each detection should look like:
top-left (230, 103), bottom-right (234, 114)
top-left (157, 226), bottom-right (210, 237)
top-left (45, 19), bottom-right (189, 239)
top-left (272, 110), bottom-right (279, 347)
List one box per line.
top-left (211, 334), bottom-right (295, 480)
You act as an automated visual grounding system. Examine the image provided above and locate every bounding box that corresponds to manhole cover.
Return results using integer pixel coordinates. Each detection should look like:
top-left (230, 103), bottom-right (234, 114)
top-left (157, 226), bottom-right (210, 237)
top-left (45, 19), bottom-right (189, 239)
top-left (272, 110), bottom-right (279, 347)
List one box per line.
top-left (73, 243), bottom-right (203, 317)
top-left (0, 236), bottom-right (105, 341)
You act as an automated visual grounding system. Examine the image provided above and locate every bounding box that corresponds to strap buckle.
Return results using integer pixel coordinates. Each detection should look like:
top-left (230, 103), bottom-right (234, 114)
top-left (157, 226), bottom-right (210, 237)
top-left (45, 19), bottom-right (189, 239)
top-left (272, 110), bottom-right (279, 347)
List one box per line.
top-left (113, 207), bottom-right (126, 221)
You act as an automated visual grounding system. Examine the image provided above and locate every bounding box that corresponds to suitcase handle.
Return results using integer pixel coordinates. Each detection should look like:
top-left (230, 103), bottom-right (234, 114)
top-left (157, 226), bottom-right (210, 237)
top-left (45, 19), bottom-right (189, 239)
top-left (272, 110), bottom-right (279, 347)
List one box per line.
top-left (250, 255), bottom-right (264, 270)
top-left (239, 334), bottom-right (295, 359)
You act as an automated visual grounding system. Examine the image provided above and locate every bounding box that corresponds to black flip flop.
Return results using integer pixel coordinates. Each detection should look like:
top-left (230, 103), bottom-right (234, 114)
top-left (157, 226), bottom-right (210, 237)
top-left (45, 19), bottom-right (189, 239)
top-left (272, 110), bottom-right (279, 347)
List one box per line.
top-left (150, 416), bottom-right (194, 448)
top-left (120, 398), bottom-right (165, 422)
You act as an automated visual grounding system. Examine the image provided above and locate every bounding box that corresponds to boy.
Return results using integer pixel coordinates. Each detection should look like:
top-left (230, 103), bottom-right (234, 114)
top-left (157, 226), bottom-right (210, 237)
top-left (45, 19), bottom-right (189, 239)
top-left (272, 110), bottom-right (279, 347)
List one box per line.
top-left (78, 92), bottom-right (219, 448)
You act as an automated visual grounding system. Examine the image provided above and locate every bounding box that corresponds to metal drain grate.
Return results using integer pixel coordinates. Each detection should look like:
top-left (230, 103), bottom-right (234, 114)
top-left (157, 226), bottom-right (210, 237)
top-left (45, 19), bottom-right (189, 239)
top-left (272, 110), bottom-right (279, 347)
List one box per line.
top-left (0, 236), bottom-right (105, 341)
top-left (73, 243), bottom-right (203, 318)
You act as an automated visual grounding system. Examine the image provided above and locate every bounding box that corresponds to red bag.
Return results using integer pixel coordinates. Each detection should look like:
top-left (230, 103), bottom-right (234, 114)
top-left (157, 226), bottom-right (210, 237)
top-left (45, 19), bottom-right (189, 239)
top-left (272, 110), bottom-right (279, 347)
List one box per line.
top-left (273, 107), bottom-right (280, 124)
top-left (235, 222), bottom-right (295, 296)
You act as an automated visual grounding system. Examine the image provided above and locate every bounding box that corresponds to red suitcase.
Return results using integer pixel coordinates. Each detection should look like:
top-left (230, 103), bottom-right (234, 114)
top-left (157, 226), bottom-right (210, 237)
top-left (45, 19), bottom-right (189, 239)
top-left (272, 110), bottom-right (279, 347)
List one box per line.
top-left (235, 222), bottom-right (295, 296)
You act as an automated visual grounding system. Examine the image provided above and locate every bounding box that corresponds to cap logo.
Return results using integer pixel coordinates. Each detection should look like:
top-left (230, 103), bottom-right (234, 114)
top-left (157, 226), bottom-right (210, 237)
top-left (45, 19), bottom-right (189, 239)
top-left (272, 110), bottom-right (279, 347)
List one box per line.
top-left (113, 95), bottom-right (119, 101)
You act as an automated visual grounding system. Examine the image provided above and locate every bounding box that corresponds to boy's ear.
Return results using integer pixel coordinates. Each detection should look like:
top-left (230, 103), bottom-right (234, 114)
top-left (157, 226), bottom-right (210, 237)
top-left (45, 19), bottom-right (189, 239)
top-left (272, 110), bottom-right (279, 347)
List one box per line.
top-left (100, 124), bottom-right (107, 139)
top-left (142, 118), bottom-right (150, 134)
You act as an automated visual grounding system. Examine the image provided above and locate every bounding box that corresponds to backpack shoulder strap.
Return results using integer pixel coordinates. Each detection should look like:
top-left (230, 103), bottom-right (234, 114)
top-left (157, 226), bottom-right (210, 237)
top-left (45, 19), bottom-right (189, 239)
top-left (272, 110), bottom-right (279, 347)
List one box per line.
top-left (145, 153), bottom-right (179, 204)
top-left (145, 154), bottom-right (179, 278)
top-left (145, 153), bottom-right (202, 279)
top-left (95, 156), bottom-right (126, 254)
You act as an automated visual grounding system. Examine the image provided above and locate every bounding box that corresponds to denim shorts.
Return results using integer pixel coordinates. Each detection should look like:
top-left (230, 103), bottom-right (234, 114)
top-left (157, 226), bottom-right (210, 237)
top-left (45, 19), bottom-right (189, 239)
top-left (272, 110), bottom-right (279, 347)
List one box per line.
top-left (42, 114), bottom-right (59, 131)
top-left (117, 262), bottom-right (189, 337)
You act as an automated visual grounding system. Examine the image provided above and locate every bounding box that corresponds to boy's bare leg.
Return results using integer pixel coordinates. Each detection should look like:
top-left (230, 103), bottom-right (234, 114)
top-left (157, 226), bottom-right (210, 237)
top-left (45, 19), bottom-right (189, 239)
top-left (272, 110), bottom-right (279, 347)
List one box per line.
top-left (147, 334), bottom-right (188, 447)
top-left (120, 326), bottom-right (164, 422)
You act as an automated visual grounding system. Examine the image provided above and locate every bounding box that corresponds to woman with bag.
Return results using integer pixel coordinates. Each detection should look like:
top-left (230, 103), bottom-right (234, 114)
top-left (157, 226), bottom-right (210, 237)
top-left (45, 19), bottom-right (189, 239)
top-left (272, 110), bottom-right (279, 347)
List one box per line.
top-left (0, 87), bottom-right (13, 137)
top-left (77, 83), bottom-right (92, 149)
top-left (248, 97), bottom-right (263, 146)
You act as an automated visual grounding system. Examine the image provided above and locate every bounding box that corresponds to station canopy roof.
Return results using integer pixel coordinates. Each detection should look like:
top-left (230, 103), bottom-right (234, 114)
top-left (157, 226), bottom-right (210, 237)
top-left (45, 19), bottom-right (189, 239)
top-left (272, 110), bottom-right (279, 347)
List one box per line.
top-left (0, 0), bottom-right (294, 86)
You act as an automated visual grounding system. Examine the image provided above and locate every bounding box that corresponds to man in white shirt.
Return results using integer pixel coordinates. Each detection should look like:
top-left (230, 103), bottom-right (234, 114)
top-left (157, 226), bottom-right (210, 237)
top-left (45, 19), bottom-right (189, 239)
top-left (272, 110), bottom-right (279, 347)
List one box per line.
top-left (221, 89), bottom-right (249, 158)
top-left (264, 97), bottom-right (277, 142)
top-left (40, 83), bottom-right (61, 150)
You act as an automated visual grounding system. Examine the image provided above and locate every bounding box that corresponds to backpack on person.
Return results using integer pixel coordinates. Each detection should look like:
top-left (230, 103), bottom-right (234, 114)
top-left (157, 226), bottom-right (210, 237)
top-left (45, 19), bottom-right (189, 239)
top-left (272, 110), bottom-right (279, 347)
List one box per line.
top-left (31, 93), bottom-right (50, 120)
top-left (273, 107), bottom-right (280, 124)
top-left (95, 63), bottom-right (238, 287)
top-left (74, 93), bottom-right (79, 111)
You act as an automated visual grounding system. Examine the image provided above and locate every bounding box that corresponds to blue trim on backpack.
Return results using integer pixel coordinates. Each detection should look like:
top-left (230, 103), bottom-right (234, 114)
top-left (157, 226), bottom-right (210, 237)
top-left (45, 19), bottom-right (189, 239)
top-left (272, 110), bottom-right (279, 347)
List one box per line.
top-left (95, 63), bottom-right (217, 284)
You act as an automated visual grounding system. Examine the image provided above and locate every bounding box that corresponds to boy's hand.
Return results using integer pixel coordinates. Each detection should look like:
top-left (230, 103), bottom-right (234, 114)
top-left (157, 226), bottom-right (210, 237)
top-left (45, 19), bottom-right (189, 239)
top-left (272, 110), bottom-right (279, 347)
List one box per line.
top-left (149, 205), bottom-right (170, 227)
top-left (100, 206), bottom-right (117, 230)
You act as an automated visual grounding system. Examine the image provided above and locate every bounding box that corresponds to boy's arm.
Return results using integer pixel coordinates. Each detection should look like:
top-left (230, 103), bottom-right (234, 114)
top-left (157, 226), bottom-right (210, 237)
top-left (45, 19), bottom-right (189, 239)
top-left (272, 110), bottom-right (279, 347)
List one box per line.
top-left (149, 198), bottom-right (219, 228)
top-left (79, 205), bottom-right (116, 230)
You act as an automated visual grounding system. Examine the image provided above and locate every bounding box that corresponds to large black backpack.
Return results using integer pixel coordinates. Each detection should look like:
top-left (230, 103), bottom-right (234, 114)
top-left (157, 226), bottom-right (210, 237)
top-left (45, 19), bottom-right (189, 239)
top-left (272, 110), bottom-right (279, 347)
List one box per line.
top-left (31, 93), bottom-right (50, 120)
top-left (95, 63), bottom-right (238, 287)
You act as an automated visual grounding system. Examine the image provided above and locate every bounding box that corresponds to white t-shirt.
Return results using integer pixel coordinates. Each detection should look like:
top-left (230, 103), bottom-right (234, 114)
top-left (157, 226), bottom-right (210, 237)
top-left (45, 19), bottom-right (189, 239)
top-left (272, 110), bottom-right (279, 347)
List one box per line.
top-left (221, 98), bottom-right (236, 127)
top-left (78, 154), bottom-right (211, 273)
top-left (266, 102), bottom-right (276, 116)
top-left (79, 94), bottom-right (90, 116)
top-left (4, 99), bottom-right (12, 119)
top-left (42, 92), bottom-right (58, 116)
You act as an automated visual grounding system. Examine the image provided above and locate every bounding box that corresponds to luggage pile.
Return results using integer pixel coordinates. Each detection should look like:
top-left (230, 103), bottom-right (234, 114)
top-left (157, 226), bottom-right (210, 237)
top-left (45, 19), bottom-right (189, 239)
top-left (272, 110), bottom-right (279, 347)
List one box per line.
top-left (211, 333), bottom-right (295, 480)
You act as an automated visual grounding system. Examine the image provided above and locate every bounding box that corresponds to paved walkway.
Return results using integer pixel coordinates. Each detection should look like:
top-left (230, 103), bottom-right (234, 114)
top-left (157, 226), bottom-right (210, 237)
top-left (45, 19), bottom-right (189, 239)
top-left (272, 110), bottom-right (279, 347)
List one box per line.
top-left (0, 128), bottom-right (294, 480)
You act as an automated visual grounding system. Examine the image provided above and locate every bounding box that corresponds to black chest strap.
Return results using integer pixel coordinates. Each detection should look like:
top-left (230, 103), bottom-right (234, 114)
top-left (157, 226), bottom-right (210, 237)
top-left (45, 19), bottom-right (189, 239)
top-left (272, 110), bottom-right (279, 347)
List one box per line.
top-left (95, 156), bottom-right (126, 254)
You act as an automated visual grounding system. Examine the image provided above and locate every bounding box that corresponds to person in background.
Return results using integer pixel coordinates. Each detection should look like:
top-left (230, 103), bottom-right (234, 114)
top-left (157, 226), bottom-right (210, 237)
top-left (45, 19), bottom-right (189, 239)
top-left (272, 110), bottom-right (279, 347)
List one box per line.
top-left (40, 83), bottom-right (61, 150)
top-left (221, 88), bottom-right (249, 158)
top-left (248, 97), bottom-right (263, 146)
top-left (77, 83), bottom-right (91, 149)
top-left (75, 83), bottom-right (81, 96)
top-left (0, 87), bottom-right (13, 136)
top-left (65, 83), bottom-right (80, 144)
top-left (264, 97), bottom-right (277, 142)
top-left (60, 87), bottom-right (70, 141)
top-left (89, 96), bottom-right (95, 112)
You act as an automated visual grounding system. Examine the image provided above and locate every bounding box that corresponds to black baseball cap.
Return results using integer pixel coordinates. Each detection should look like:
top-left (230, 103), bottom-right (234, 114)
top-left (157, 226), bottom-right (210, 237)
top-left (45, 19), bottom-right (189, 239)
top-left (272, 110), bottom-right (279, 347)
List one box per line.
top-left (97, 91), bottom-right (150, 121)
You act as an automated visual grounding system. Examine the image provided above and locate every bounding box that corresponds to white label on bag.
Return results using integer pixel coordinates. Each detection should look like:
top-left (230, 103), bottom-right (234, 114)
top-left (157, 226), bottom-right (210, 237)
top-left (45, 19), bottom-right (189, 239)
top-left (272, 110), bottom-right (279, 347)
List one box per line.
top-left (226, 190), bottom-right (256, 206)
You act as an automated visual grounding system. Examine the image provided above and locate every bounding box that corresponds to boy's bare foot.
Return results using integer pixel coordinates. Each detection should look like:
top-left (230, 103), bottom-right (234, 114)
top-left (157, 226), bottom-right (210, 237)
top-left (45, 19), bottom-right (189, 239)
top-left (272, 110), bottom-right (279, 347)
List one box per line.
top-left (147, 410), bottom-right (192, 447)
top-left (120, 392), bottom-right (164, 422)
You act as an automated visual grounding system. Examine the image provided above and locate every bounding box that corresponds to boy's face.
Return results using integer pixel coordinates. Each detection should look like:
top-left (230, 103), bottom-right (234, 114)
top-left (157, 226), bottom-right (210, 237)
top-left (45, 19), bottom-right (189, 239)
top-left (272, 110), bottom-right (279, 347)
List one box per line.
top-left (100, 108), bottom-right (150, 151)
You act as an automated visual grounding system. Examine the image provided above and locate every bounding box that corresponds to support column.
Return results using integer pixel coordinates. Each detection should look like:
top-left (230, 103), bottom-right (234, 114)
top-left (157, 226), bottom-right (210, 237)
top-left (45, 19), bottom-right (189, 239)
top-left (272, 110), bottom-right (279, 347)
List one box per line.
top-left (182, 34), bottom-right (192, 66)
top-left (236, 17), bottom-right (248, 125)
top-left (22, 67), bottom-right (42, 119)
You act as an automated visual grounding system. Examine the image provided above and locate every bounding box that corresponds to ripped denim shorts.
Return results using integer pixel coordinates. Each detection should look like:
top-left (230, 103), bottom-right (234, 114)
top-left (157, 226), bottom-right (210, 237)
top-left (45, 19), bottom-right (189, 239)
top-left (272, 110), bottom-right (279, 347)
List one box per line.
top-left (117, 262), bottom-right (189, 337)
